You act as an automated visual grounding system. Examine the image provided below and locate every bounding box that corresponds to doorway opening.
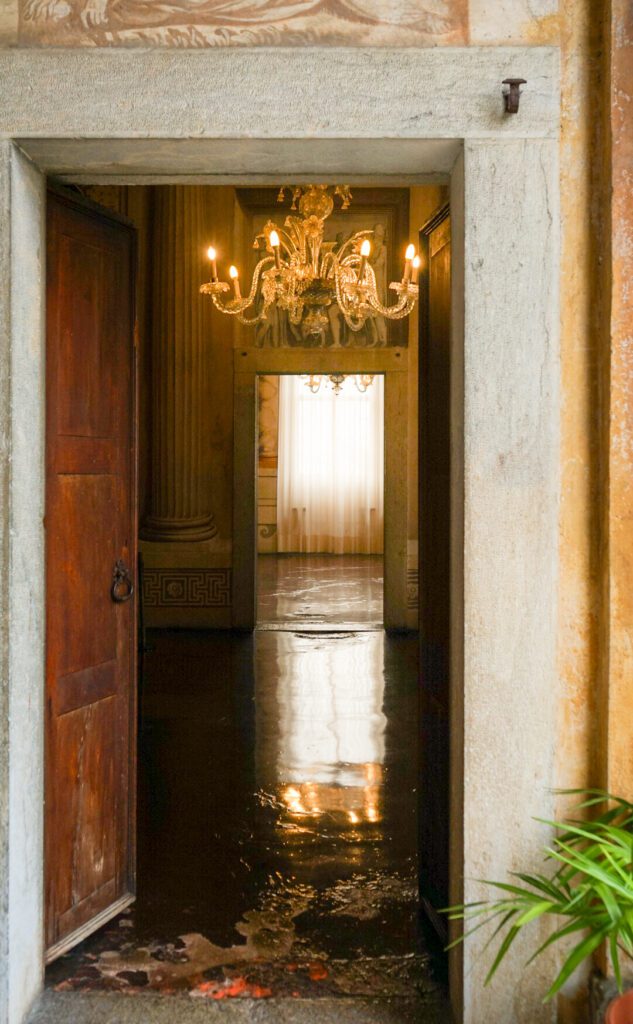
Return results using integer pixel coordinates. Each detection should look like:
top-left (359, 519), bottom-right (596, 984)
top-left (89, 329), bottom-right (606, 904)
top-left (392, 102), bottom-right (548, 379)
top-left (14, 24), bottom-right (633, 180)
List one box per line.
top-left (42, 182), bottom-right (450, 1016)
top-left (256, 372), bottom-right (384, 629)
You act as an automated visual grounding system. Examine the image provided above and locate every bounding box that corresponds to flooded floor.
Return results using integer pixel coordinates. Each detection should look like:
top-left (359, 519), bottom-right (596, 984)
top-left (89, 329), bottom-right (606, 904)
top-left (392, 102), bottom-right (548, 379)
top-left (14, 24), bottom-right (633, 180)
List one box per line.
top-left (257, 554), bottom-right (383, 627)
top-left (46, 619), bottom-right (446, 1012)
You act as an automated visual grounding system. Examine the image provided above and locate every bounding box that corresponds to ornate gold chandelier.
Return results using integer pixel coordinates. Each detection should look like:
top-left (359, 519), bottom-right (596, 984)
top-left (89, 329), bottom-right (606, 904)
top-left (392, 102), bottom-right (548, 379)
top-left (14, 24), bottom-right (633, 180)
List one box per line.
top-left (200, 184), bottom-right (420, 339)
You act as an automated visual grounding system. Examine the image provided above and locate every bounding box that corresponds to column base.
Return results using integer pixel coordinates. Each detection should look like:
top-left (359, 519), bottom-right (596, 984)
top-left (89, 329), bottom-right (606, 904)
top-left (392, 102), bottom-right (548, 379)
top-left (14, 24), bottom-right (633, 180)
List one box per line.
top-left (140, 513), bottom-right (218, 543)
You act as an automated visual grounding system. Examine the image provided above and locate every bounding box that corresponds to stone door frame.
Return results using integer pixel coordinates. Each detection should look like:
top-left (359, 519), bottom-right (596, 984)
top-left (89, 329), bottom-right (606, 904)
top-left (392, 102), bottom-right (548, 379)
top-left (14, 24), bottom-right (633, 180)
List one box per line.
top-left (233, 348), bottom-right (409, 629)
top-left (0, 46), bottom-right (560, 1024)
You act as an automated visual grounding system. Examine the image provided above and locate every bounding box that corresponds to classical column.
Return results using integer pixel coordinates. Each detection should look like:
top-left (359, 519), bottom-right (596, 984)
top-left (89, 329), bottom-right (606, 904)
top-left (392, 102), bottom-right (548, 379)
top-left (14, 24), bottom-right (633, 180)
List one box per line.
top-left (141, 186), bottom-right (217, 542)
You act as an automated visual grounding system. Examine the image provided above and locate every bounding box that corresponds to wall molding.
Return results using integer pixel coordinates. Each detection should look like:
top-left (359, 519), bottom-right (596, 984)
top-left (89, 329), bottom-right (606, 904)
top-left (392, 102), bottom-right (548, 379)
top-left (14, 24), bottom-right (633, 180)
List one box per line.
top-left (1, 48), bottom-right (559, 147)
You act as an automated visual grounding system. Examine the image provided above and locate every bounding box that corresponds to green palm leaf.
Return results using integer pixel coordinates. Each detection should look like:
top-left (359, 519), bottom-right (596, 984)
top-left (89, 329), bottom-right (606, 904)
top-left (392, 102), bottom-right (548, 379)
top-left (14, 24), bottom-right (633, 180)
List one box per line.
top-left (443, 790), bottom-right (633, 1002)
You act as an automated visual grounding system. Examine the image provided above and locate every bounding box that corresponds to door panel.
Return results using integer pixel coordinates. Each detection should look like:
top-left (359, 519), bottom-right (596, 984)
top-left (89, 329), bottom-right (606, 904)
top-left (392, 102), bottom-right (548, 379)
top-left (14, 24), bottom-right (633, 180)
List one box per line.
top-left (45, 189), bottom-right (137, 962)
top-left (55, 475), bottom-right (119, 674)
top-left (419, 206), bottom-right (451, 940)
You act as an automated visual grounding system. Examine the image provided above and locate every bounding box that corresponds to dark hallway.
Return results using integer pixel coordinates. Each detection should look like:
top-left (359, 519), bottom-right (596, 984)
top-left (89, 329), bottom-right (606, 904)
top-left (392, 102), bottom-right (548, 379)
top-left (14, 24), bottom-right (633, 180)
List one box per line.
top-left (45, 625), bottom-right (447, 1016)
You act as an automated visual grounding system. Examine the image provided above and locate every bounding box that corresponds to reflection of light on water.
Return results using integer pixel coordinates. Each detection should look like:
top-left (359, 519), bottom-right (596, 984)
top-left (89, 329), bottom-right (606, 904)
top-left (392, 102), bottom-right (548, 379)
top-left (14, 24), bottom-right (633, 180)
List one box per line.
top-left (278, 772), bottom-right (382, 824)
top-left (283, 786), bottom-right (306, 815)
top-left (258, 633), bottom-right (387, 826)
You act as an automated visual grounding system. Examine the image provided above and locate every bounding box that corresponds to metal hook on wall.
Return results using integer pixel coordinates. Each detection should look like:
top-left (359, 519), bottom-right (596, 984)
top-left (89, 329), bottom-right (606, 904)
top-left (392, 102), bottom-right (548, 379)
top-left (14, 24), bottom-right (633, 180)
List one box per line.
top-left (502, 78), bottom-right (527, 114)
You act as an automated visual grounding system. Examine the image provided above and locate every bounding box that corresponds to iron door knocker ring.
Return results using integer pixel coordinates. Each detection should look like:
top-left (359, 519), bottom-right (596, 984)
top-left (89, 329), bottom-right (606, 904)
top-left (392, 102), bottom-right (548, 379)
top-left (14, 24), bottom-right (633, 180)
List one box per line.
top-left (111, 559), bottom-right (134, 603)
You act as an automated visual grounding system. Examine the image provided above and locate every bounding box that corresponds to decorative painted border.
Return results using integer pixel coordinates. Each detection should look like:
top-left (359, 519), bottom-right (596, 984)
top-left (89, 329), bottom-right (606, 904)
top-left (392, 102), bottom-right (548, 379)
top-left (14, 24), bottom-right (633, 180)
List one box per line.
top-left (143, 568), bottom-right (231, 608)
top-left (17, 0), bottom-right (468, 49)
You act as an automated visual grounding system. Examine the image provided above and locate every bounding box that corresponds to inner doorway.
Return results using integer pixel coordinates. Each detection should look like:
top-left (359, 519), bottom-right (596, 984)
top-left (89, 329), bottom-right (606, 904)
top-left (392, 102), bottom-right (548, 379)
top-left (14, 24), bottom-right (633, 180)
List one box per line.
top-left (43, 181), bottom-right (450, 1017)
top-left (256, 372), bottom-right (384, 629)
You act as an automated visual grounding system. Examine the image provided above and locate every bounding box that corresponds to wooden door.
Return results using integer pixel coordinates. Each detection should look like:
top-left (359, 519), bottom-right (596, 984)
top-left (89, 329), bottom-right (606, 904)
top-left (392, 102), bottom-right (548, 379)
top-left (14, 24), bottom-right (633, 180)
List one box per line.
top-left (45, 189), bottom-right (137, 962)
top-left (418, 205), bottom-right (451, 940)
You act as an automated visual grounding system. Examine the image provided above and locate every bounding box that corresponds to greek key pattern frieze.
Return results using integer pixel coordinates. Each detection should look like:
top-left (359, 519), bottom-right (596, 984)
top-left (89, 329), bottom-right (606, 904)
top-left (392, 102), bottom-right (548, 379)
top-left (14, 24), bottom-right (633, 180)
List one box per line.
top-left (143, 568), bottom-right (231, 608)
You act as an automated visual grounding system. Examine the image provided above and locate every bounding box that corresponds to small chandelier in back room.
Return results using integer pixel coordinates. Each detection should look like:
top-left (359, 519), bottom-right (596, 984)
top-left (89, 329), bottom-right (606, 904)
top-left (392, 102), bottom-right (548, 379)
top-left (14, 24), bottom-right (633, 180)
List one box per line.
top-left (301, 373), bottom-right (376, 395)
top-left (200, 184), bottom-right (420, 340)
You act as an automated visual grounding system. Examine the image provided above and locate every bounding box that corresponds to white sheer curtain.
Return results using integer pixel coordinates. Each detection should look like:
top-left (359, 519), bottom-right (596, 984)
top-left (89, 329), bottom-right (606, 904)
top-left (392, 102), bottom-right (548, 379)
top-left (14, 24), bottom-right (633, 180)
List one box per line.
top-left (277, 375), bottom-right (384, 554)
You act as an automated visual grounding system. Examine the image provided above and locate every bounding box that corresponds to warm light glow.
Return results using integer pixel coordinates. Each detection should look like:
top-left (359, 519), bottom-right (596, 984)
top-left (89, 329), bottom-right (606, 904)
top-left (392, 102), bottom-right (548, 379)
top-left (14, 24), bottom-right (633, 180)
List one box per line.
top-left (412, 255), bottom-right (421, 272)
top-left (229, 264), bottom-right (239, 279)
top-left (282, 785), bottom-right (307, 815)
top-left (269, 229), bottom-right (282, 269)
top-left (360, 239), bottom-right (371, 257)
top-left (348, 811), bottom-right (360, 825)
top-left (206, 246), bottom-right (219, 282)
top-left (405, 243), bottom-right (415, 260)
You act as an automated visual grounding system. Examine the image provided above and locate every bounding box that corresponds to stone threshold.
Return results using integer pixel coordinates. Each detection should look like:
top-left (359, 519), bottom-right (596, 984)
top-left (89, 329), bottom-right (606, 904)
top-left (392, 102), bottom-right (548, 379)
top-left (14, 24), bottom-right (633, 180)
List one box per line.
top-left (29, 991), bottom-right (450, 1024)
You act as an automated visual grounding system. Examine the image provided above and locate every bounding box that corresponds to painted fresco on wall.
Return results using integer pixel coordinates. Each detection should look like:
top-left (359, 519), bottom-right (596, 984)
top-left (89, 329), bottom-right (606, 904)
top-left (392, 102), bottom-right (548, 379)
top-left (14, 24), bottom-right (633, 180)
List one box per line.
top-left (19, 0), bottom-right (467, 47)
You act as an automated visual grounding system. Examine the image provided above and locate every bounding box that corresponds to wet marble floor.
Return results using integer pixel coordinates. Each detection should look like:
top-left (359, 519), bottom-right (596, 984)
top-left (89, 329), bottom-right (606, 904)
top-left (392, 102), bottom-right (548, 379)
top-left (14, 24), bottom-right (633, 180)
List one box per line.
top-left (257, 555), bottom-right (384, 627)
top-left (46, 628), bottom-right (446, 1014)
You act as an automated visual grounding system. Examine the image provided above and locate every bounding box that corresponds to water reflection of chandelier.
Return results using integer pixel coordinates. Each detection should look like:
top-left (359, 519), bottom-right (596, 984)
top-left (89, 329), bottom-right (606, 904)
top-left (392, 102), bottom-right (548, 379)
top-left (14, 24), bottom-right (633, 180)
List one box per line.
top-left (301, 373), bottom-right (375, 395)
top-left (200, 184), bottom-right (420, 339)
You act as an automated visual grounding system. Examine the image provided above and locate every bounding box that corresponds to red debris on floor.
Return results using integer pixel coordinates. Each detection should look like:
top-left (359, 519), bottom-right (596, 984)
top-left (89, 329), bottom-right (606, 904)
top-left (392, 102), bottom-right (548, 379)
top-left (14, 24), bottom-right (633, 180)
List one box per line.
top-left (308, 963), bottom-right (329, 982)
top-left (192, 976), bottom-right (273, 1000)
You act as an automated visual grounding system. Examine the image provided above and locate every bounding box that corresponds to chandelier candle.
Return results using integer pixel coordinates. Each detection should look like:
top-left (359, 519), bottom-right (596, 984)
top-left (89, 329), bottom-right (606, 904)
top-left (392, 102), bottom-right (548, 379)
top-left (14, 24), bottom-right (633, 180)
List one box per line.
top-left (206, 246), bottom-right (218, 282)
top-left (269, 229), bottom-right (282, 269)
top-left (403, 244), bottom-right (416, 283)
top-left (200, 185), bottom-right (419, 340)
top-left (229, 265), bottom-right (241, 300)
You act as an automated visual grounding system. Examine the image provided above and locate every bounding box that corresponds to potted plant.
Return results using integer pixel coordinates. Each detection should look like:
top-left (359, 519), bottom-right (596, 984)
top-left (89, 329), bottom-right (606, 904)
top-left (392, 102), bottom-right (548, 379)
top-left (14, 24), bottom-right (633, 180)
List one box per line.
top-left (444, 791), bottom-right (633, 1021)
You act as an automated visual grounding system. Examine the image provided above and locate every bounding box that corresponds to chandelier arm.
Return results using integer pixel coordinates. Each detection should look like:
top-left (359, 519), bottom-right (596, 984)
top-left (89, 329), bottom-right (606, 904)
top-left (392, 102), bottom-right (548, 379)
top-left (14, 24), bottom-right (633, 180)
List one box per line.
top-left (366, 291), bottom-right (417, 319)
top-left (210, 256), bottom-right (275, 319)
top-left (363, 265), bottom-right (418, 319)
top-left (285, 217), bottom-right (307, 255)
top-left (343, 314), bottom-right (370, 332)
top-left (336, 230), bottom-right (372, 263)
top-left (334, 265), bottom-right (370, 332)
top-left (210, 294), bottom-right (270, 324)
top-left (339, 252), bottom-right (362, 271)
top-left (236, 309), bottom-right (271, 326)
top-left (210, 293), bottom-right (249, 316)
top-left (276, 227), bottom-right (297, 259)
top-left (243, 255), bottom-right (276, 307)
top-left (320, 250), bottom-right (339, 279)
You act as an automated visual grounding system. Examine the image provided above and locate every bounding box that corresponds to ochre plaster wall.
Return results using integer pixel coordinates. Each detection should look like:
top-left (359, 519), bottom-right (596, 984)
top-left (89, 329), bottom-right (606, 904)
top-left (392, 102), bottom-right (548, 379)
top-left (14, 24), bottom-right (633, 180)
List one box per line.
top-left (605, 0), bottom-right (633, 805)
